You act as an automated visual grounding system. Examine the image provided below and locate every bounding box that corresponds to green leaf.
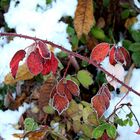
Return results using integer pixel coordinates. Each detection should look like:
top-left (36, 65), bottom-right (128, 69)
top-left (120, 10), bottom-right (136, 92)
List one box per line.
top-left (77, 70), bottom-right (94, 88)
top-left (129, 43), bottom-right (140, 52)
top-left (132, 52), bottom-right (140, 67)
top-left (126, 112), bottom-right (133, 119)
top-left (106, 124), bottom-right (116, 139)
top-left (91, 27), bottom-right (106, 40)
top-left (82, 124), bottom-right (94, 138)
top-left (123, 119), bottom-right (129, 125)
top-left (43, 105), bottom-right (55, 114)
top-left (103, 0), bottom-right (110, 7)
top-left (121, 9), bottom-right (129, 19)
top-left (81, 60), bottom-right (89, 67)
top-left (71, 35), bottom-right (79, 50)
top-left (92, 124), bottom-right (106, 139)
top-left (115, 118), bottom-right (124, 126)
top-left (122, 39), bottom-right (132, 50)
top-left (24, 118), bottom-right (38, 132)
top-left (67, 26), bottom-right (75, 36)
top-left (129, 119), bottom-right (133, 126)
top-left (131, 30), bottom-right (140, 42)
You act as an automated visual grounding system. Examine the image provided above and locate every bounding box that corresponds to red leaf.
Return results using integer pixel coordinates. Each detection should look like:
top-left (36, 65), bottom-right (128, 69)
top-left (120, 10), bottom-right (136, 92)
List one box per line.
top-left (50, 53), bottom-right (58, 74)
top-left (119, 47), bottom-right (131, 67)
top-left (50, 86), bottom-right (57, 99)
top-left (41, 53), bottom-right (58, 75)
top-left (52, 93), bottom-right (69, 115)
top-left (109, 46), bottom-right (116, 65)
top-left (91, 95), bottom-right (106, 118)
top-left (104, 85), bottom-right (111, 100)
top-left (57, 78), bottom-right (80, 101)
top-left (109, 46), bottom-right (131, 67)
top-left (41, 59), bottom-right (51, 75)
top-left (36, 41), bottom-right (51, 59)
top-left (10, 50), bottom-right (26, 78)
top-left (135, 128), bottom-right (140, 135)
top-left (91, 84), bottom-right (111, 117)
top-left (27, 51), bottom-right (43, 75)
top-left (90, 43), bottom-right (110, 63)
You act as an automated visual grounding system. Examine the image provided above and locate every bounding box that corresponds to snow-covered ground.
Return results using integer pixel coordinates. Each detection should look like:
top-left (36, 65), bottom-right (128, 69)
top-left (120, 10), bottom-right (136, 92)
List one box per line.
top-left (0, 0), bottom-right (140, 139)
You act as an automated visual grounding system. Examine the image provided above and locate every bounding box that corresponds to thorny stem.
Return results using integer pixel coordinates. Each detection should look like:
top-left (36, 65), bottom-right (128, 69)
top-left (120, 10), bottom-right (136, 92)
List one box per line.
top-left (0, 32), bottom-right (140, 96)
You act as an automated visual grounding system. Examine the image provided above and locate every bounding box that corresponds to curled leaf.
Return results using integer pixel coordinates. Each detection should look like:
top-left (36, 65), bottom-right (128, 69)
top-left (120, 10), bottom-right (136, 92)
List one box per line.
top-left (36, 41), bottom-right (51, 59)
top-left (90, 43), bottom-right (110, 63)
top-left (41, 52), bottom-right (58, 75)
top-left (10, 50), bottom-right (26, 78)
top-left (109, 46), bottom-right (131, 67)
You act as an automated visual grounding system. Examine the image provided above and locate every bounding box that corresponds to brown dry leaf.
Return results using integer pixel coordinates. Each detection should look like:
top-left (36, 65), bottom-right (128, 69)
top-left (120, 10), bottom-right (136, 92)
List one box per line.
top-left (97, 17), bottom-right (105, 28)
top-left (120, 64), bottom-right (135, 93)
top-left (8, 93), bottom-right (26, 110)
top-left (125, 17), bottom-right (137, 29)
top-left (4, 63), bottom-right (34, 85)
top-left (38, 75), bottom-right (56, 110)
top-left (74, 0), bottom-right (95, 38)
top-left (87, 34), bottom-right (98, 50)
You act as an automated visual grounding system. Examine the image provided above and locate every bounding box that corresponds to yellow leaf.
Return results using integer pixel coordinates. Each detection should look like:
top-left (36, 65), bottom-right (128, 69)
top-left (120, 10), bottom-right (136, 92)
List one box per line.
top-left (4, 63), bottom-right (34, 85)
top-left (124, 17), bottom-right (137, 29)
top-left (74, 0), bottom-right (95, 38)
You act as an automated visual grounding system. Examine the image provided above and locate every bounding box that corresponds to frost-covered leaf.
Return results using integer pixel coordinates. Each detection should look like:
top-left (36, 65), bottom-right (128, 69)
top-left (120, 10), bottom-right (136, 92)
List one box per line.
top-left (36, 41), bottom-right (51, 59)
top-left (91, 85), bottom-right (111, 117)
top-left (105, 63), bottom-right (125, 89)
top-left (24, 118), bottom-right (38, 132)
top-left (109, 46), bottom-right (131, 67)
top-left (90, 43), bottom-right (110, 63)
top-left (91, 94), bottom-right (106, 118)
top-left (57, 78), bottom-right (80, 101)
top-left (27, 51), bottom-right (43, 75)
top-left (77, 70), bottom-right (93, 88)
top-left (10, 50), bottom-right (26, 78)
top-left (41, 52), bottom-right (58, 75)
top-left (74, 0), bottom-right (94, 38)
top-left (52, 93), bottom-right (69, 115)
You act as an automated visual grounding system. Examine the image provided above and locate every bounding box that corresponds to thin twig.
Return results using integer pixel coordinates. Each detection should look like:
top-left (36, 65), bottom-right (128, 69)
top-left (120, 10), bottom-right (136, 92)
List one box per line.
top-left (0, 32), bottom-right (140, 96)
top-left (128, 106), bottom-right (140, 128)
top-left (63, 55), bottom-right (72, 78)
top-left (115, 91), bottom-right (129, 109)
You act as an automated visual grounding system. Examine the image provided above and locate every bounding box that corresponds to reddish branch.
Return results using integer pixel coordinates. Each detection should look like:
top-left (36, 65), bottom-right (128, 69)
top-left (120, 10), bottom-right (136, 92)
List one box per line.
top-left (0, 32), bottom-right (140, 96)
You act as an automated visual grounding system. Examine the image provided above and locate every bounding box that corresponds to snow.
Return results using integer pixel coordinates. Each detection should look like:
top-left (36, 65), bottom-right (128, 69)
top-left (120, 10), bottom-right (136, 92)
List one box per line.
top-left (0, 0), bottom-right (77, 83)
top-left (0, 103), bottom-right (29, 140)
top-left (132, 14), bottom-right (140, 30)
top-left (134, 0), bottom-right (140, 9)
top-left (0, 0), bottom-right (140, 139)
